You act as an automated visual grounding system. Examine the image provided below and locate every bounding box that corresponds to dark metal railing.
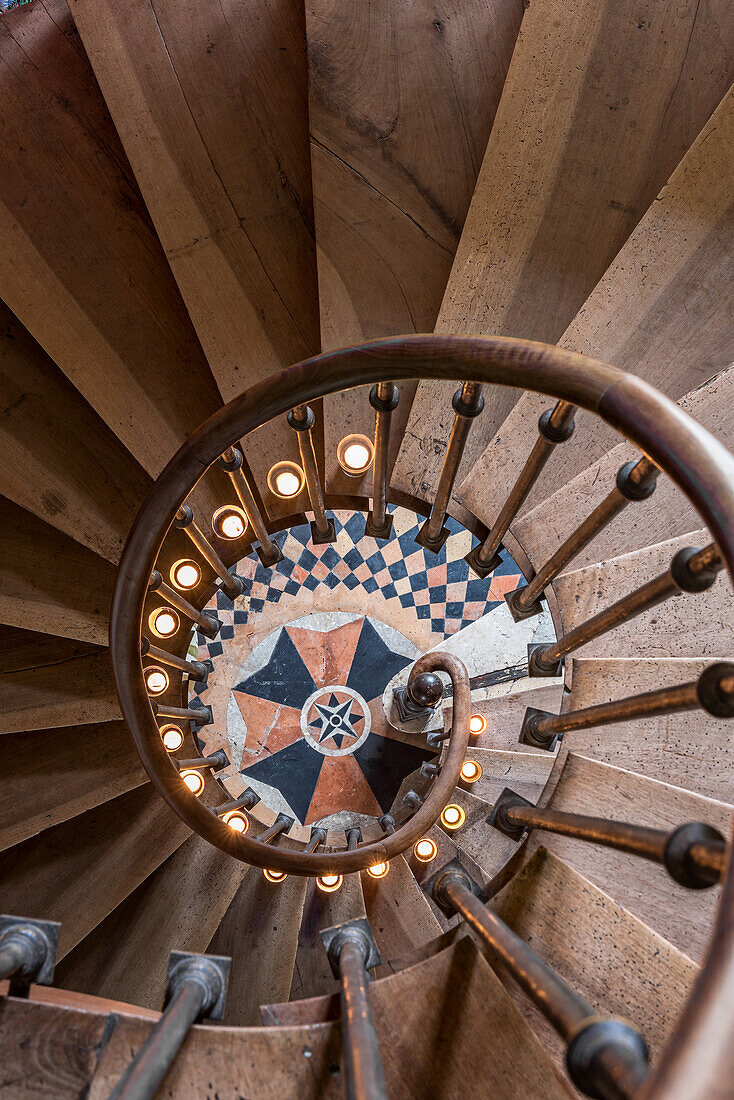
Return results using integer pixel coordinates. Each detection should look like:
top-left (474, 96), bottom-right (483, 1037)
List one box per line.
top-left (141, 638), bottom-right (208, 683)
top-left (218, 447), bottom-right (283, 566)
top-left (256, 813), bottom-right (294, 845)
top-left (507, 455), bottom-right (660, 620)
top-left (489, 789), bottom-right (727, 889)
top-left (429, 863), bottom-right (649, 1099)
top-left (209, 790), bottom-right (260, 817)
top-left (0, 915), bottom-right (60, 998)
top-left (148, 570), bottom-right (220, 638)
top-left (519, 663), bottom-right (734, 750)
top-left (153, 699), bottom-right (212, 726)
top-left (288, 404), bottom-right (336, 544)
top-left (174, 505), bottom-right (244, 600)
top-left (366, 382), bottom-right (399, 539)
top-left (172, 750), bottom-right (228, 773)
top-left (322, 919), bottom-right (386, 1100)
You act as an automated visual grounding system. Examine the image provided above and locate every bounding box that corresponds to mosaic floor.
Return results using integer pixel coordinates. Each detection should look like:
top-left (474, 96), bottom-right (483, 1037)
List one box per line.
top-left (193, 506), bottom-right (523, 829)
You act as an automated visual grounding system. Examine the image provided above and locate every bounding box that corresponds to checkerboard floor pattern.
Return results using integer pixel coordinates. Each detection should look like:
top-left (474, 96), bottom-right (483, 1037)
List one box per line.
top-left (194, 506), bottom-right (522, 667)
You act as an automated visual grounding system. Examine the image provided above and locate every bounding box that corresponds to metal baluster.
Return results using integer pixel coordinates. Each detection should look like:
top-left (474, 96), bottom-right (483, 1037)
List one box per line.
top-left (428, 862), bottom-right (649, 1099)
top-left (109, 951), bottom-right (230, 1100)
top-left (403, 790), bottom-right (423, 811)
top-left (218, 447), bottom-right (283, 567)
top-left (528, 543), bottom-right (724, 676)
top-left (416, 382), bottom-right (484, 553)
top-left (288, 404), bottom-right (336, 544)
top-left (488, 791), bottom-right (727, 889)
top-left (321, 919), bottom-right (386, 1100)
top-left (172, 750), bottom-right (228, 773)
top-left (210, 790), bottom-right (260, 816)
top-left (467, 401), bottom-right (576, 577)
top-left (153, 699), bottom-right (212, 726)
top-left (306, 827), bottom-right (327, 853)
top-left (518, 662), bottom-right (734, 750)
top-left (366, 383), bottom-right (399, 540)
top-left (174, 505), bottom-right (244, 599)
top-left (0, 916), bottom-right (60, 998)
top-left (141, 638), bottom-right (209, 683)
top-left (507, 455), bottom-right (660, 621)
top-left (256, 813), bottom-right (294, 845)
top-left (148, 571), bottom-right (220, 638)
top-left (346, 827), bottom-right (362, 851)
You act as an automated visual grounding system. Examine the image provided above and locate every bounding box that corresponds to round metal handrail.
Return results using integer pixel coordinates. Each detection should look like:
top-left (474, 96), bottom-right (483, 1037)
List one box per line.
top-left (111, 333), bottom-right (734, 1091)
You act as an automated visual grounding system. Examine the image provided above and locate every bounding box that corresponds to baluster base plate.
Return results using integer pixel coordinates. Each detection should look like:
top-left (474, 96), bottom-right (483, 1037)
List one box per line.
top-left (505, 584), bottom-right (543, 622)
top-left (464, 544), bottom-right (502, 578)
top-left (310, 518), bottom-right (337, 545)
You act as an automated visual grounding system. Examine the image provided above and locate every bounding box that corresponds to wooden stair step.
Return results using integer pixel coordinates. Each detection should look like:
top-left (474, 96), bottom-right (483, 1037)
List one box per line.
top-left (306, 0), bottom-right (522, 498)
top-left (290, 872), bottom-right (367, 1001)
top-left (512, 363), bottom-right (734, 573)
top-left (0, 302), bottom-right (152, 563)
top-left (559, 658), bottom-right (734, 803)
top-left (361, 852), bottom-right (442, 978)
top-left (206, 869), bottom-right (308, 1027)
top-left (451, 680), bottom-right (564, 753)
top-left (0, 784), bottom-right (191, 959)
top-left (391, 0), bottom-right (734, 509)
top-left (455, 748), bottom-right (551, 808)
top-left (55, 835), bottom-right (247, 1009)
top-left (458, 86), bottom-right (734, 528)
top-left (0, 496), bottom-right (116, 644)
top-left (539, 753), bottom-right (733, 962)
top-left (552, 529), bottom-right (733, 659)
top-left (490, 847), bottom-right (698, 1069)
top-left (0, 720), bottom-right (147, 853)
top-left (0, 628), bottom-right (118, 735)
top-left (441, 787), bottom-right (520, 883)
top-left (0, 0), bottom-right (224, 479)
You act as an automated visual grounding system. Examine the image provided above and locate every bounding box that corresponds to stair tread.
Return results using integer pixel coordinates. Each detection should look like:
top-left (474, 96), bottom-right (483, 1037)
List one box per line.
top-left (539, 753), bottom-right (733, 962)
top-left (454, 747), bottom-right (552, 808)
top-left (361, 852), bottom-right (442, 977)
top-left (0, 629), bottom-right (119, 735)
top-left (552, 529), bottom-right (733, 658)
top-left (490, 847), bottom-right (698, 1067)
top-left (0, 0), bottom-right (225, 479)
top-left (207, 868), bottom-right (308, 1027)
top-left (458, 85), bottom-right (734, 528)
top-left (512, 363), bottom-right (734, 573)
top-left (442, 787), bottom-right (520, 882)
top-left (290, 872), bottom-right (367, 1001)
top-left (54, 835), bottom-right (247, 1009)
top-left (559, 657), bottom-right (734, 802)
top-left (0, 497), bottom-right (116, 644)
top-left (0, 720), bottom-right (147, 853)
top-left (0, 784), bottom-right (191, 959)
top-left (391, 0), bottom-right (734, 507)
top-left (453, 681), bottom-right (564, 753)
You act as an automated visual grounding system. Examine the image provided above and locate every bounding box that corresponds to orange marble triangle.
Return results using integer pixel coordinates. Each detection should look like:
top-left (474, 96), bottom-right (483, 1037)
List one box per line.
top-left (286, 615), bottom-right (363, 688)
top-left (304, 753), bottom-right (383, 825)
top-left (233, 693), bottom-right (302, 769)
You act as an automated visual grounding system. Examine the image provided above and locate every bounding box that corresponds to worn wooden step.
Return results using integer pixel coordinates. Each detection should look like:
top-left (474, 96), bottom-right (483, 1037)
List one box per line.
top-left (361, 853), bottom-right (442, 977)
top-left (391, 0), bottom-right (734, 512)
top-left (0, 784), bottom-right (190, 959)
top-left (440, 786), bottom-right (520, 883)
top-left (0, 0), bottom-right (224, 479)
top-left (290, 873), bottom-right (367, 1001)
top-left (206, 869), bottom-right (308, 1027)
top-left (454, 748), bottom-right (550, 807)
top-left (511, 363), bottom-right (734, 573)
top-left (0, 628), bottom-right (118, 735)
top-left (67, 0), bottom-right (319, 512)
top-left (306, 0), bottom-right (523, 498)
top-left (537, 753), bottom-right (732, 962)
top-left (0, 720), bottom-right (147, 853)
top-left (452, 681), bottom-right (565, 753)
top-left (0, 302), bottom-right (151, 563)
top-left (490, 847), bottom-right (698, 1071)
top-left (458, 85), bottom-right (734, 529)
top-left (55, 835), bottom-right (247, 1009)
top-left (0, 496), bottom-right (116, 644)
top-left (552, 529), bottom-right (733, 659)
top-left (557, 658), bottom-right (734, 803)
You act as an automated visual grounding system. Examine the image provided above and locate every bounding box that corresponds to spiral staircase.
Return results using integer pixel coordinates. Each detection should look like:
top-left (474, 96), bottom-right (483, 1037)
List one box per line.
top-left (1, 1), bottom-right (734, 1097)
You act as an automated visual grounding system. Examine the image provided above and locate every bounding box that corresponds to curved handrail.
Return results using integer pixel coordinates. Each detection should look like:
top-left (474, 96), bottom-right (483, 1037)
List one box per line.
top-left (111, 334), bottom-right (734, 1089)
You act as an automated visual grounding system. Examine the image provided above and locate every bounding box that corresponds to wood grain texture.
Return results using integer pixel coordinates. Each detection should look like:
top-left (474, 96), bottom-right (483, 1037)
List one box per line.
top-left (361, 852), bottom-right (442, 977)
top-left (0, 784), bottom-right (191, 958)
top-left (55, 835), bottom-right (248, 1008)
top-left (0, 0), bottom-right (223, 478)
top-left (458, 87), bottom-right (734, 530)
top-left (0, 302), bottom-right (151, 563)
top-left (392, 0), bottom-right (734, 508)
top-left (290, 872), bottom-right (366, 1000)
top-left (0, 628), bottom-right (119, 734)
top-left (559, 658), bottom-right (734, 802)
top-left (0, 720), bottom-right (147, 852)
top-left (68, 0), bottom-right (320, 403)
top-left (511, 364), bottom-right (734, 574)
top-left (0, 496), bottom-right (116, 644)
top-left (207, 870), bottom-right (308, 1026)
top-left (491, 848), bottom-right (698, 1066)
top-left (542, 753), bottom-right (733, 962)
top-left (552, 529), bottom-right (734, 659)
top-left (307, 0), bottom-right (523, 495)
